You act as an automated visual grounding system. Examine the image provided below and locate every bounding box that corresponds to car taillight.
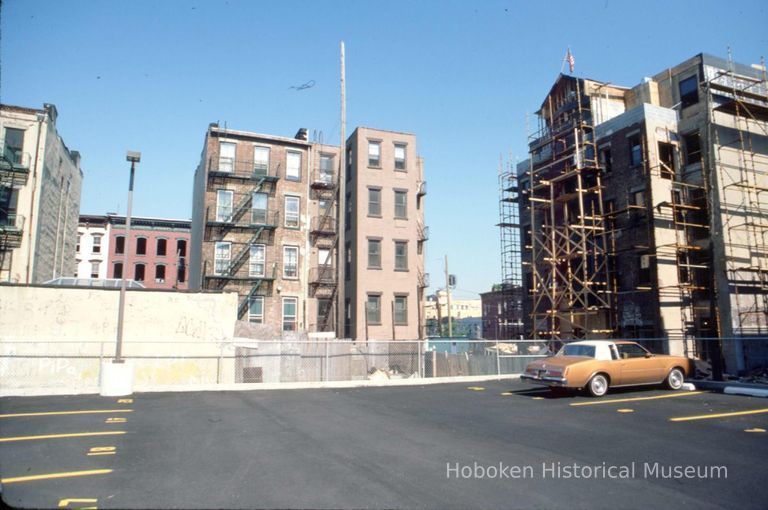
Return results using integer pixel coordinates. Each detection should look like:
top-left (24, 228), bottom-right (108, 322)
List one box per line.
top-left (547, 369), bottom-right (563, 377)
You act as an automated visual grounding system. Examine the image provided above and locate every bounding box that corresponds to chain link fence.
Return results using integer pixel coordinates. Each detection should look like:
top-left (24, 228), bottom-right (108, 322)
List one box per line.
top-left (0, 339), bottom-right (549, 391)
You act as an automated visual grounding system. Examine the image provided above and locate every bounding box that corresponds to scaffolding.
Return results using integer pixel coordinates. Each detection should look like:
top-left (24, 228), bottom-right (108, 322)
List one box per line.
top-left (496, 158), bottom-right (524, 338)
top-left (705, 53), bottom-right (768, 339)
top-left (528, 76), bottom-right (615, 340)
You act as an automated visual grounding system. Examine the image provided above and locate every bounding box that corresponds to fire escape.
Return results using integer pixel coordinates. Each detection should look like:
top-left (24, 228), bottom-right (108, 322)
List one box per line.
top-left (309, 152), bottom-right (338, 332)
top-left (203, 155), bottom-right (280, 319)
top-left (0, 145), bottom-right (29, 275)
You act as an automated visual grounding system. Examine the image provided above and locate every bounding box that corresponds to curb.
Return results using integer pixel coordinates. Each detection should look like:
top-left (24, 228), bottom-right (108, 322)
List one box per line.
top-left (687, 379), bottom-right (768, 398)
top-left (0, 374), bottom-right (523, 397)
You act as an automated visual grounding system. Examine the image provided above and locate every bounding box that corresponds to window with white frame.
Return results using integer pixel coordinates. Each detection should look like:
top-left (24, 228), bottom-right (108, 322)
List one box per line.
top-left (249, 244), bottom-right (265, 277)
top-left (92, 235), bottom-right (102, 254)
top-left (214, 242), bottom-right (231, 275)
top-left (252, 192), bottom-right (268, 224)
top-left (76, 234), bottom-right (81, 252)
top-left (219, 142), bottom-right (236, 172)
top-left (283, 245), bottom-right (299, 278)
top-left (286, 151), bottom-right (301, 181)
top-left (216, 190), bottom-right (233, 222)
top-left (90, 261), bottom-right (100, 278)
top-left (282, 297), bottom-right (298, 331)
top-left (368, 141), bottom-right (381, 167)
top-left (394, 295), bottom-right (408, 325)
top-left (394, 143), bottom-right (406, 170)
top-left (249, 296), bottom-right (264, 324)
top-left (318, 247), bottom-right (332, 267)
top-left (368, 239), bottom-right (381, 269)
top-left (253, 146), bottom-right (270, 176)
top-left (284, 196), bottom-right (300, 228)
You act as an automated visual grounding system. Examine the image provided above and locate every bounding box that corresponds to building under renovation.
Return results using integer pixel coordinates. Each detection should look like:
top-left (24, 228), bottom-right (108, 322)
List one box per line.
top-left (511, 53), bottom-right (767, 373)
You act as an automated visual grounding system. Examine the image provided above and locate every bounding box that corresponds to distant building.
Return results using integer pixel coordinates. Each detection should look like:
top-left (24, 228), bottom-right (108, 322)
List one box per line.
top-left (424, 292), bottom-right (482, 337)
top-left (189, 123), bottom-right (428, 337)
top-left (1, 103), bottom-right (83, 283)
top-left (480, 285), bottom-right (525, 340)
top-left (76, 214), bottom-right (190, 290)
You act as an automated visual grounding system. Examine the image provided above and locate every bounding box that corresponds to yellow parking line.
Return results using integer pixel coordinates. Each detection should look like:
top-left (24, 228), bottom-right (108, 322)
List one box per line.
top-left (1, 469), bottom-right (112, 484)
top-left (467, 387), bottom-right (485, 391)
top-left (570, 391), bottom-right (705, 406)
top-left (0, 431), bottom-right (126, 443)
top-left (670, 408), bottom-right (768, 422)
top-left (0, 409), bottom-right (132, 419)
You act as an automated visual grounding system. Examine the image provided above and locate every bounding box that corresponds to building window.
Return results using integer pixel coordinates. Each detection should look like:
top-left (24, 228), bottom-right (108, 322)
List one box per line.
top-left (219, 141), bottom-right (236, 172)
top-left (319, 154), bottom-right (334, 184)
top-left (683, 132), bottom-right (701, 165)
top-left (136, 237), bottom-right (147, 256)
top-left (368, 187), bottom-right (381, 216)
top-left (283, 245), bottom-right (299, 279)
top-left (115, 236), bottom-right (125, 255)
top-left (249, 296), bottom-right (264, 324)
top-left (176, 239), bottom-right (187, 257)
top-left (134, 263), bottom-right (146, 282)
top-left (249, 244), bottom-right (265, 277)
top-left (317, 298), bottom-right (332, 331)
top-left (282, 297), bottom-right (298, 331)
top-left (368, 239), bottom-right (381, 269)
top-left (368, 141), bottom-right (381, 167)
top-left (155, 265), bottom-right (166, 283)
top-left (345, 242), bottom-right (351, 280)
top-left (366, 294), bottom-right (381, 324)
top-left (394, 190), bottom-right (407, 219)
top-left (318, 247), bottom-right (332, 268)
top-left (92, 235), bottom-right (102, 254)
top-left (3, 127), bottom-right (25, 163)
top-left (177, 264), bottom-right (186, 283)
top-left (286, 151), bottom-right (302, 181)
top-left (252, 192), bottom-right (268, 224)
top-left (156, 238), bottom-right (167, 256)
top-left (633, 190), bottom-right (646, 208)
top-left (599, 147), bottom-right (612, 174)
top-left (394, 295), bottom-right (408, 325)
top-left (679, 75), bottom-right (699, 109)
top-left (76, 234), bottom-right (82, 252)
top-left (394, 241), bottom-right (408, 271)
top-left (113, 262), bottom-right (123, 279)
top-left (214, 242), bottom-right (231, 275)
top-left (253, 146), bottom-right (270, 176)
top-left (629, 135), bottom-right (642, 167)
top-left (216, 190), bottom-right (233, 222)
top-left (90, 261), bottom-right (100, 278)
top-left (394, 144), bottom-right (406, 170)
top-left (284, 196), bottom-right (300, 228)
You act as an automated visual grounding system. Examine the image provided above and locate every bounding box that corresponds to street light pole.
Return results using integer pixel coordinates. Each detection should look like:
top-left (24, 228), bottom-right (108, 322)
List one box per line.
top-left (115, 151), bottom-right (140, 362)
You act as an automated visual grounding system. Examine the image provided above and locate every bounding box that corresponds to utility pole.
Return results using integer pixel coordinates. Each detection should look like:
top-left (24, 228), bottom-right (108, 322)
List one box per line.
top-left (444, 255), bottom-right (452, 337)
top-left (336, 41), bottom-right (347, 338)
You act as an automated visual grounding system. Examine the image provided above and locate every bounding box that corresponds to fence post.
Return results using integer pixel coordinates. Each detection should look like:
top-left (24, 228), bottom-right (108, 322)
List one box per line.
top-left (495, 339), bottom-right (501, 379)
top-left (417, 340), bottom-right (422, 379)
top-left (325, 340), bottom-right (330, 382)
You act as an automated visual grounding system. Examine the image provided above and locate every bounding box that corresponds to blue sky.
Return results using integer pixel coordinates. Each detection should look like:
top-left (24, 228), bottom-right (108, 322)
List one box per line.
top-left (2, 0), bottom-right (766, 299)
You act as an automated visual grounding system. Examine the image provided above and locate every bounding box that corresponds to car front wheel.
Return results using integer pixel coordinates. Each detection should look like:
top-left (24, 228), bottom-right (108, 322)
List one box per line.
top-left (587, 374), bottom-right (609, 397)
top-left (665, 368), bottom-right (684, 390)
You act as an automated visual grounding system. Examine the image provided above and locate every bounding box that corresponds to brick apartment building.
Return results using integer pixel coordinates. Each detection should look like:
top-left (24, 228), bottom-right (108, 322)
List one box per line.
top-left (1, 103), bottom-right (83, 283)
top-left (189, 123), bottom-right (428, 338)
top-left (76, 214), bottom-right (190, 290)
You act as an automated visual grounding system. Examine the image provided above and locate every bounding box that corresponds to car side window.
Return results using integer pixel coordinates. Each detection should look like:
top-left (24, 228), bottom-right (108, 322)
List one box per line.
top-left (617, 344), bottom-right (647, 359)
top-left (610, 345), bottom-right (620, 360)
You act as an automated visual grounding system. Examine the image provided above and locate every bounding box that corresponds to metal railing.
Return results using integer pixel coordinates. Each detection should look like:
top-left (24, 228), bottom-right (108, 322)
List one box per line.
top-left (309, 265), bottom-right (336, 285)
top-left (207, 156), bottom-right (280, 180)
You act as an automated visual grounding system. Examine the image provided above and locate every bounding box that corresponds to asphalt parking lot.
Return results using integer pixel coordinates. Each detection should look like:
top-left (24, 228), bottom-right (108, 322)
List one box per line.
top-left (2, 380), bottom-right (767, 509)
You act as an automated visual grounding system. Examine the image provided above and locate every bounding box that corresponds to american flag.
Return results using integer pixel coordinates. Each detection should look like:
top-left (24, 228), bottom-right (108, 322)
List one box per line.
top-left (566, 48), bottom-right (575, 73)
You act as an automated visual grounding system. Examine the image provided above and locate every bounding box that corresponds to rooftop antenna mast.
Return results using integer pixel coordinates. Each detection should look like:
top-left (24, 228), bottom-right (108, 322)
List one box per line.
top-left (336, 41), bottom-right (347, 338)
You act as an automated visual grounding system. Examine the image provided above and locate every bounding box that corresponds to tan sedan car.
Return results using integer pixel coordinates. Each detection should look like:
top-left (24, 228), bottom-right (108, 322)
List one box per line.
top-left (521, 340), bottom-right (694, 397)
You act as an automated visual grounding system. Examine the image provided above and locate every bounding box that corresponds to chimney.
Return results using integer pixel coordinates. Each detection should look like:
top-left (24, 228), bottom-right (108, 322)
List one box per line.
top-left (295, 128), bottom-right (308, 141)
top-left (43, 103), bottom-right (59, 124)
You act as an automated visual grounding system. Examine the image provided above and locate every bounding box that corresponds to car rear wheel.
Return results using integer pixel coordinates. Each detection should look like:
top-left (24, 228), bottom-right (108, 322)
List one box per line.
top-left (665, 368), bottom-right (684, 390)
top-left (587, 374), bottom-right (609, 397)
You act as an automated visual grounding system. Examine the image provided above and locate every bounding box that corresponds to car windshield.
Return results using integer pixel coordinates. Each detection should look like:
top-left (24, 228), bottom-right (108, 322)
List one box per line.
top-left (557, 344), bottom-right (596, 358)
